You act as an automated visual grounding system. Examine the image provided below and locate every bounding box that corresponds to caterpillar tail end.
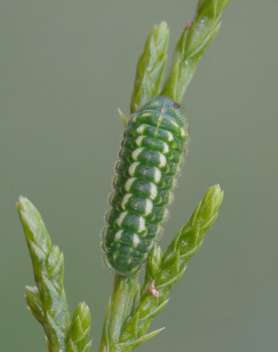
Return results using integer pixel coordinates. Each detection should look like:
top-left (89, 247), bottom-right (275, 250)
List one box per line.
top-left (103, 252), bottom-right (142, 277)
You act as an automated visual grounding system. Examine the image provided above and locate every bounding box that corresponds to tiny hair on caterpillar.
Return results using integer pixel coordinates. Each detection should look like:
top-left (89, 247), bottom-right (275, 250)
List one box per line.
top-left (102, 97), bottom-right (189, 276)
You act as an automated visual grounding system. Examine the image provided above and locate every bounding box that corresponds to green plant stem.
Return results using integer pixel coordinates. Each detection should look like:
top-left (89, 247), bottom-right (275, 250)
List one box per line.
top-left (18, 197), bottom-right (70, 352)
top-left (161, 0), bottom-right (231, 103)
top-left (130, 21), bottom-right (169, 113)
top-left (67, 302), bottom-right (92, 352)
top-left (18, 197), bottom-right (92, 352)
top-left (99, 274), bottom-right (139, 352)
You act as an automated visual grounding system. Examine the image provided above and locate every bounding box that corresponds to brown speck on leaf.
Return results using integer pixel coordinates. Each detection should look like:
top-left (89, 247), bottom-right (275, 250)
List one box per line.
top-left (185, 19), bottom-right (193, 30)
top-left (148, 281), bottom-right (159, 298)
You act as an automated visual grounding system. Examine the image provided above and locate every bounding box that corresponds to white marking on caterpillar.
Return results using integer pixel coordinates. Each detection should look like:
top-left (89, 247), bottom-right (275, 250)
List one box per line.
top-left (132, 234), bottom-right (140, 247)
top-left (154, 168), bottom-right (161, 183)
top-left (116, 211), bottom-right (128, 226)
top-left (115, 230), bottom-right (123, 241)
top-left (148, 281), bottom-right (159, 298)
top-left (138, 216), bottom-right (146, 232)
top-left (132, 147), bottom-right (144, 160)
top-left (149, 183), bottom-right (158, 200)
top-left (145, 199), bottom-right (153, 215)
top-left (135, 136), bottom-right (145, 146)
top-left (170, 120), bottom-right (179, 129)
top-left (121, 193), bottom-right (132, 209)
top-left (125, 177), bottom-right (136, 191)
top-left (158, 153), bottom-right (167, 167)
top-left (162, 142), bottom-right (169, 154)
top-left (136, 124), bottom-right (147, 134)
top-left (129, 162), bottom-right (140, 176)
top-left (166, 131), bottom-right (174, 141)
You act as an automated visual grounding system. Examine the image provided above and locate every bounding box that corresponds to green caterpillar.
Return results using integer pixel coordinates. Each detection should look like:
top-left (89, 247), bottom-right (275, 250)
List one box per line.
top-left (102, 97), bottom-right (189, 276)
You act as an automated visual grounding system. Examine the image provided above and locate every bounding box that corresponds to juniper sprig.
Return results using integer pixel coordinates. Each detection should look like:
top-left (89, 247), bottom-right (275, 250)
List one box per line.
top-left (18, 197), bottom-right (92, 352)
top-left (99, 185), bottom-right (224, 352)
top-left (130, 21), bottom-right (169, 114)
top-left (161, 0), bottom-right (232, 103)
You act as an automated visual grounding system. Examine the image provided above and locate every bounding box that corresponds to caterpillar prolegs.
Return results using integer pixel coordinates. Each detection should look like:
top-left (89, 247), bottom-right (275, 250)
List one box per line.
top-left (102, 97), bottom-right (189, 276)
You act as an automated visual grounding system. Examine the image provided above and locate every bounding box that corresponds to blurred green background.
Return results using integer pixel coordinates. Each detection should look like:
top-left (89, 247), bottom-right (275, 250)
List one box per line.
top-left (1, 1), bottom-right (278, 351)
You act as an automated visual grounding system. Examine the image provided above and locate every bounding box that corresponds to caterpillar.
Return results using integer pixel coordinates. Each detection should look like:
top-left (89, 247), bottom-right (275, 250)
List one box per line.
top-left (102, 96), bottom-right (189, 276)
